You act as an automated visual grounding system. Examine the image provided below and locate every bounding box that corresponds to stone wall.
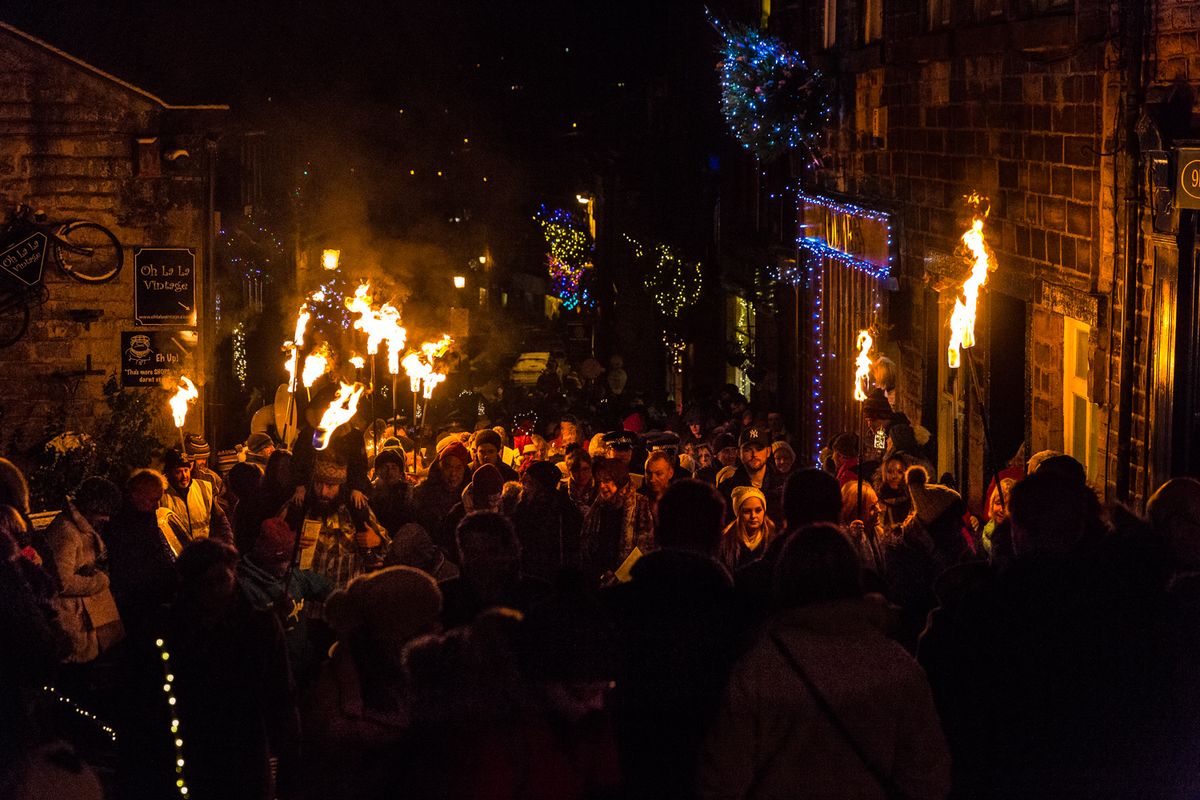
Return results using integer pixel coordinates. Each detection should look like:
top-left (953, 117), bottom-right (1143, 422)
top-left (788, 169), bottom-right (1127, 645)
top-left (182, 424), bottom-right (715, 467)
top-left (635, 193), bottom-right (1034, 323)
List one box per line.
top-left (0, 25), bottom-right (224, 456)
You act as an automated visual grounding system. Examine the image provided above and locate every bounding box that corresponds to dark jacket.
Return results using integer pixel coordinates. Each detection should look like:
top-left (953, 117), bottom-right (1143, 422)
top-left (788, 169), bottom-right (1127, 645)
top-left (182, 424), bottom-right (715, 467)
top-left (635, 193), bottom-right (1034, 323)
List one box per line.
top-left (368, 479), bottom-right (416, 540)
top-left (512, 490), bottom-right (584, 583)
top-left (603, 549), bottom-right (748, 799)
top-left (104, 503), bottom-right (178, 638)
top-left (413, 465), bottom-right (470, 556)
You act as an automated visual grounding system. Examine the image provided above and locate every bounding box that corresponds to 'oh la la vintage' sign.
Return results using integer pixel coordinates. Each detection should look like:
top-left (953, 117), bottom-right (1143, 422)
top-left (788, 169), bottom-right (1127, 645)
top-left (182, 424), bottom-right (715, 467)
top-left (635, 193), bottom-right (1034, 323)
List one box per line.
top-left (134, 247), bottom-right (196, 326)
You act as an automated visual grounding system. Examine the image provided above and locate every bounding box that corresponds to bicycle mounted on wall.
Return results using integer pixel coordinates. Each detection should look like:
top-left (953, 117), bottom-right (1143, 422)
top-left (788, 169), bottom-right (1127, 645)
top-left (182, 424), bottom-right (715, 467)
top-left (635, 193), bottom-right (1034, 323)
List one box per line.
top-left (0, 204), bottom-right (124, 347)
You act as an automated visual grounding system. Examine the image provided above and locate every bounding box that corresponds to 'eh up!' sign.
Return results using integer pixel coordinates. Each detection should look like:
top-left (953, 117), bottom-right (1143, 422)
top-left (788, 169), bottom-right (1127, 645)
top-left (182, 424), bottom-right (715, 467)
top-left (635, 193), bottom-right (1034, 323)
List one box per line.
top-left (134, 247), bottom-right (196, 326)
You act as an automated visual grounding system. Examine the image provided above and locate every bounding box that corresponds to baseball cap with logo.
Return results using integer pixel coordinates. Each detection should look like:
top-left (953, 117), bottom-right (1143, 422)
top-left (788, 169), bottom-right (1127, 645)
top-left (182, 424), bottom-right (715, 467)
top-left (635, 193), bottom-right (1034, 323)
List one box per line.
top-left (739, 427), bottom-right (771, 448)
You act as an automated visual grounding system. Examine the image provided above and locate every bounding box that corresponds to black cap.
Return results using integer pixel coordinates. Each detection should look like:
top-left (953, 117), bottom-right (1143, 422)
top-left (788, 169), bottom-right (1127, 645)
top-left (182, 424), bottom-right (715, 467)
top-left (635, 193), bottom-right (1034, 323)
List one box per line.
top-left (739, 427), bottom-right (771, 448)
top-left (603, 430), bottom-right (636, 449)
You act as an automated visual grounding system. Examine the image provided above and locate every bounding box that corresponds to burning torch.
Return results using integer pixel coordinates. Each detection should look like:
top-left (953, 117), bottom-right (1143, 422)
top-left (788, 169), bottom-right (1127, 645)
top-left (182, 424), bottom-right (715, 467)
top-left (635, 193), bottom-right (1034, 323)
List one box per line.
top-left (313, 382), bottom-right (366, 451)
top-left (853, 330), bottom-right (873, 521)
top-left (168, 376), bottom-right (199, 453)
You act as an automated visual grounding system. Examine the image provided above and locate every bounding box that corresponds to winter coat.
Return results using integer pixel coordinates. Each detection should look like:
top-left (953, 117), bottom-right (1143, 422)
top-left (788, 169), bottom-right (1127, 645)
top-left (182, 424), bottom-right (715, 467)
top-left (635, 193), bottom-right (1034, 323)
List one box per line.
top-left (369, 479), bottom-right (416, 541)
top-left (237, 557), bottom-right (332, 685)
top-left (44, 503), bottom-right (124, 663)
top-left (414, 465), bottom-right (470, 555)
top-left (580, 482), bottom-right (654, 579)
top-left (512, 490), bottom-right (583, 583)
top-left (700, 598), bottom-right (951, 800)
top-left (103, 504), bottom-right (178, 639)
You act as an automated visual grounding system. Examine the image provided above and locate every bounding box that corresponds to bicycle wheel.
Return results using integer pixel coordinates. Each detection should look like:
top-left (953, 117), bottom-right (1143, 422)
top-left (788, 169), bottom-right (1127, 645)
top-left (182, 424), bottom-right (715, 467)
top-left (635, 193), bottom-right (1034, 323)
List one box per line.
top-left (54, 222), bottom-right (123, 283)
top-left (0, 292), bottom-right (30, 347)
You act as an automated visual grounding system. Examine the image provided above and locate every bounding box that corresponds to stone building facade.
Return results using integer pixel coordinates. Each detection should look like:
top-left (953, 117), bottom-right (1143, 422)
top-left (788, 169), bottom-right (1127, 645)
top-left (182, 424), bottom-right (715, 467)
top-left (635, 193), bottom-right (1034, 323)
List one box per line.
top-left (764, 0), bottom-right (1188, 508)
top-left (0, 22), bottom-right (226, 455)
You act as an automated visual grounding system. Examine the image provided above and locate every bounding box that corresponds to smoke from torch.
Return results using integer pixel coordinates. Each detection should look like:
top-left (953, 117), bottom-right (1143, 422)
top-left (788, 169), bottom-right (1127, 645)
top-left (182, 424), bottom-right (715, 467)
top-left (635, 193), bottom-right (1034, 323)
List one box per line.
top-left (313, 382), bottom-right (365, 450)
top-left (853, 330), bottom-right (873, 402)
top-left (947, 193), bottom-right (993, 368)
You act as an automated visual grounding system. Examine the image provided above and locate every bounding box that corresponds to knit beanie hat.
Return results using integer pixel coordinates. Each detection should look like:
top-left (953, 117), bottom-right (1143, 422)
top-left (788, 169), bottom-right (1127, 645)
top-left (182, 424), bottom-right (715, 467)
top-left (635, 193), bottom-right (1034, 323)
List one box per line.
top-left (184, 433), bottom-right (211, 459)
top-left (470, 464), bottom-right (505, 498)
top-left (374, 438), bottom-right (406, 471)
top-left (247, 432), bottom-right (274, 453)
top-left (324, 566), bottom-right (442, 645)
top-left (473, 429), bottom-right (502, 450)
top-left (164, 448), bottom-right (192, 470)
top-left (252, 517), bottom-right (296, 567)
top-left (313, 453), bottom-right (348, 485)
top-left (771, 440), bottom-right (796, 460)
top-left (526, 461), bottom-right (563, 492)
top-left (437, 438), bottom-right (470, 467)
top-left (906, 466), bottom-right (963, 525)
top-left (731, 485), bottom-right (767, 516)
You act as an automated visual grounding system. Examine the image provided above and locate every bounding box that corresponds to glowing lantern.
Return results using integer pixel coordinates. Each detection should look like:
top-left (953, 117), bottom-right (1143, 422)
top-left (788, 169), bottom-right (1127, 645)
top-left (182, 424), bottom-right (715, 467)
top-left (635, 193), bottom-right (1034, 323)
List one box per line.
top-left (853, 330), bottom-right (873, 402)
top-left (322, 249), bottom-right (340, 270)
top-left (947, 193), bottom-right (993, 368)
top-left (313, 382), bottom-right (365, 450)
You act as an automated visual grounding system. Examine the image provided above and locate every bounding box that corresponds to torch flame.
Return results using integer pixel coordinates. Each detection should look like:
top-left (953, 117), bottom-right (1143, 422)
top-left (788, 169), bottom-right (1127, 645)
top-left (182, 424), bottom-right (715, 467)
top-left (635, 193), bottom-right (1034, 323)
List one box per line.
top-left (947, 193), bottom-right (993, 369)
top-left (853, 330), bottom-right (873, 402)
top-left (403, 336), bottom-right (453, 397)
top-left (293, 305), bottom-right (311, 350)
top-left (349, 355), bottom-right (365, 369)
top-left (169, 377), bottom-right (198, 430)
top-left (302, 343), bottom-right (331, 389)
top-left (313, 382), bottom-right (365, 450)
top-left (321, 249), bottom-right (340, 270)
top-left (345, 283), bottom-right (407, 364)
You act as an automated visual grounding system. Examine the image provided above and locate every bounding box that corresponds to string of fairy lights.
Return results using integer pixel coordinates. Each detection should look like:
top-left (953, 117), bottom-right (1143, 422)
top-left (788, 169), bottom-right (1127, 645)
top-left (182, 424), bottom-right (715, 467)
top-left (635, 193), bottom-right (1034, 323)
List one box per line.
top-left (536, 206), bottom-right (594, 311)
top-left (156, 636), bottom-right (190, 798)
top-left (41, 685), bottom-right (117, 744)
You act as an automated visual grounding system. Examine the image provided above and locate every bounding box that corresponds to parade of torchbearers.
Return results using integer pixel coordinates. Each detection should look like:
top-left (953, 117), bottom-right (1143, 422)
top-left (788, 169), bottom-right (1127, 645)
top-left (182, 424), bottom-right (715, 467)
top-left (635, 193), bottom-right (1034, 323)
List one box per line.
top-left (3, 3), bottom-right (1200, 799)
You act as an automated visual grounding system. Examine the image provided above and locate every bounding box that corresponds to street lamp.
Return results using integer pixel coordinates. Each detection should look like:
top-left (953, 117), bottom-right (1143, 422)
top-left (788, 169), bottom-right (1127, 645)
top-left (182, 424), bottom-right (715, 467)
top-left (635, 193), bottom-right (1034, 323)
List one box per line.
top-left (322, 249), bottom-right (340, 270)
top-left (453, 275), bottom-right (466, 289)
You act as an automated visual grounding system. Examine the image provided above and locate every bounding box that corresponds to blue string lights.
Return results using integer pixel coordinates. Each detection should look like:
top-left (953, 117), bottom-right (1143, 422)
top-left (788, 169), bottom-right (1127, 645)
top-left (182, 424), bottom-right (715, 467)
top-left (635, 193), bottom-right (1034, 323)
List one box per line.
top-left (712, 16), bottom-right (832, 164)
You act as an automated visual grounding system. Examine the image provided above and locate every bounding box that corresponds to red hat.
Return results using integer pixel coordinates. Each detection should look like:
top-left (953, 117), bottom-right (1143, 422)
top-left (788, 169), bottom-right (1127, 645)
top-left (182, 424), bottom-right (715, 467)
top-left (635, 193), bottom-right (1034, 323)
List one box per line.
top-left (470, 464), bottom-right (504, 498)
top-left (437, 439), bottom-right (470, 467)
top-left (253, 517), bottom-right (295, 566)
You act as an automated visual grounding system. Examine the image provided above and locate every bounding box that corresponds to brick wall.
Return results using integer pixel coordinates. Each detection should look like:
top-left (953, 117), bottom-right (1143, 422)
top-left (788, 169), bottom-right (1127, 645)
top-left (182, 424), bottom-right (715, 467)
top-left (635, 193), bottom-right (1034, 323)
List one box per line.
top-left (0, 26), bottom-right (223, 455)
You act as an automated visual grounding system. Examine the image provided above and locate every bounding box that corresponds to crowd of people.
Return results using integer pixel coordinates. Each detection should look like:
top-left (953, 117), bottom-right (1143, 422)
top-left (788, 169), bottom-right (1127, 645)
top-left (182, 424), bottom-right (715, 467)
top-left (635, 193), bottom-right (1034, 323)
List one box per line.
top-left (2, 367), bottom-right (1200, 800)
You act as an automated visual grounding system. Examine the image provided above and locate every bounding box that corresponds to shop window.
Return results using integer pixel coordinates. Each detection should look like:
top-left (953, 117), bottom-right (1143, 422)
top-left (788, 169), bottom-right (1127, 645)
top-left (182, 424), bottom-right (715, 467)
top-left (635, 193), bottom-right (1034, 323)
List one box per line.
top-left (727, 295), bottom-right (756, 399)
top-left (1063, 316), bottom-right (1099, 481)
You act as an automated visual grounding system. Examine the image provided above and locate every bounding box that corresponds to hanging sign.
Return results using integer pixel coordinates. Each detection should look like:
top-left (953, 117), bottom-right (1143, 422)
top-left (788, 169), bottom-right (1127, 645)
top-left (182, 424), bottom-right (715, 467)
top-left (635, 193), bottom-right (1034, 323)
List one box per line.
top-left (134, 247), bottom-right (196, 326)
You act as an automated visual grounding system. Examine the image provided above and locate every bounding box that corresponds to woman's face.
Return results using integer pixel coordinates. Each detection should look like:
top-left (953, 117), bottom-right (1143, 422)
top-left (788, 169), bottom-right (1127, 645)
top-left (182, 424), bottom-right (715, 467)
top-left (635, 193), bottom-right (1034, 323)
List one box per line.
top-left (773, 448), bottom-right (795, 474)
top-left (991, 490), bottom-right (1008, 523)
top-left (884, 459), bottom-right (905, 489)
top-left (689, 422), bottom-right (702, 437)
top-left (597, 476), bottom-right (618, 502)
top-left (738, 497), bottom-right (765, 533)
top-left (569, 458), bottom-right (593, 488)
top-left (441, 455), bottom-right (467, 489)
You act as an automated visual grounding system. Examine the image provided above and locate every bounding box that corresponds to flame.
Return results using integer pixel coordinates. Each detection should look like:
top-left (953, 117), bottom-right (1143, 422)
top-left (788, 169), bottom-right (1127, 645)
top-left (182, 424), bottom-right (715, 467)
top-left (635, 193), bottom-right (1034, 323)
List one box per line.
top-left (401, 352), bottom-right (429, 393)
top-left (345, 283), bottom-right (406, 366)
top-left (168, 376), bottom-right (198, 429)
top-left (349, 355), bottom-right (365, 369)
top-left (283, 347), bottom-right (299, 386)
top-left (947, 193), bottom-right (993, 368)
top-left (293, 305), bottom-right (311, 349)
top-left (853, 330), bottom-right (873, 402)
top-left (302, 343), bottom-right (331, 388)
top-left (403, 335), bottom-right (453, 398)
top-left (313, 382), bottom-right (365, 450)
top-left (321, 249), bottom-right (340, 270)
top-left (310, 290), bottom-right (326, 303)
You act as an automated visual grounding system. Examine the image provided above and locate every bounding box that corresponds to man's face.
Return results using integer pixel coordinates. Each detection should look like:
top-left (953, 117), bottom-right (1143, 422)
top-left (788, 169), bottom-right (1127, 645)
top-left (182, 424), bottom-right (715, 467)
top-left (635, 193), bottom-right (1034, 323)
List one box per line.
top-left (132, 483), bottom-right (164, 514)
top-left (168, 464), bottom-right (192, 490)
top-left (378, 462), bottom-right (403, 486)
top-left (476, 443), bottom-right (500, 466)
top-left (740, 443), bottom-right (771, 472)
top-left (718, 447), bottom-right (738, 468)
top-left (645, 459), bottom-right (674, 497)
top-left (312, 480), bottom-right (341, 505)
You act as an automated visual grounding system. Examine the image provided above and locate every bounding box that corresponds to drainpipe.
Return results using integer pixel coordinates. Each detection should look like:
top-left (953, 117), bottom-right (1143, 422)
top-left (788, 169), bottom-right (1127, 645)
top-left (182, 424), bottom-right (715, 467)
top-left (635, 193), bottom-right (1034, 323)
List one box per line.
top-left (1114, 1), bottom-right (1148, 502)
